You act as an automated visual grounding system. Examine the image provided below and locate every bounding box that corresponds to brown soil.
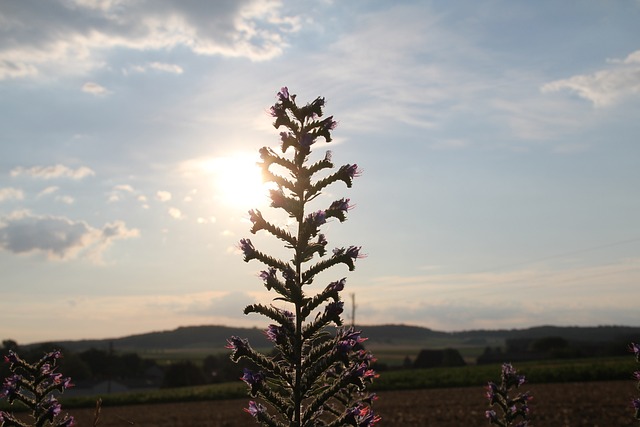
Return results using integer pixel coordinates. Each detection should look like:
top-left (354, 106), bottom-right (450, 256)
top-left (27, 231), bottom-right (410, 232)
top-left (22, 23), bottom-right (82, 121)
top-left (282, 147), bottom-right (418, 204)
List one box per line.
top-left (67, 381), bottom-right (638, 426)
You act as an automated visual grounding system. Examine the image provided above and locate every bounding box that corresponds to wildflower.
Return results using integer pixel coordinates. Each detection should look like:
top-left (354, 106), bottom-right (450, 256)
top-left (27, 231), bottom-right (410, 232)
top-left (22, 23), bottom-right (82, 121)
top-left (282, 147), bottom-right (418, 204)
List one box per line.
top-left (229, 87), bottom-right (375, 425)
top-left (239, 238), bottom-right (257, 262)
top-left (278, 86), bottom-right (289, 101)
top-left (329, 198), bottom-right (351, 213)
top-left (3, 351), bottom-right (20, 365)
top-left (300, 132), bottom-right (315, 147)
top-left (245, 401), bottom-right (267, 418)
top-left (58, 417), bottom-right (76, 427)
top-left (630, 342), bottom-right (640, 362)
top-left (43, 396), bottom-right (62, 421)
top-left (326, 278), bottom-right (346, 293)
top-left (485, 410), bottom-right (498, 422)
top-left (241, 369), bottom-right (265, 396)
top-left (324, 301), bottom-right (344, 322)
top-left (226, 336), bottom-right (251, 361)
top-left (306, 210), bottom-right (327, 228)
top-left (346, 246), bottom-right (362, 259)
top-left (633, 398), bottom-right (640, 418)
top-left (265, 324), bottom-right (287, 345)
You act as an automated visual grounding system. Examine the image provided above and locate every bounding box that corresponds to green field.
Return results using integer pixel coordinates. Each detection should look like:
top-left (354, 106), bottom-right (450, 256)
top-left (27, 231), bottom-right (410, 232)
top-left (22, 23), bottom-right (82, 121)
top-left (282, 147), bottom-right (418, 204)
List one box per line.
top-left (38, 356), bottom-right (632, 410)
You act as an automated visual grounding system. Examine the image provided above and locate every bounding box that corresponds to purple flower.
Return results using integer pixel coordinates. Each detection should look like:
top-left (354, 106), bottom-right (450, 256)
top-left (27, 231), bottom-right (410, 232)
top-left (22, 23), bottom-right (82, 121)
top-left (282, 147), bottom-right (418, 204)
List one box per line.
top-left (324, 301), bottom-right (344, 320)
top-left (300, 133), bottom-right (315, 147)
top-left (345, 164), bottom-right (362, 179)
top-left (45, 350), bottom-right (62, 360)
top-left (329, 198), bottom-right (351, 213)
top-left (345, 246), bottom-right (363, 259)
top-left (265, 324), bottom-right (287, 345)
top-left (357, 406), bottom-right (380, 426)
top-left (258, 268), bottom-right (280, 291)
top-left (1, 374), bottom-right (21, 401)
top-left (321, 116), bottom-right (337, 132)
top-left (633, 370), bottom-right (640, 381)
top-left (306, 210), bottom-right (326, 228)
top-left (3, 351), bottom-right (19, 365)
top-left (44, 397), bottom-right (62, 421)
top-left (58, 416), bottom-right (76, 427)
top-left (241, 368), bottom-right (265, 395)
top-left (502, 362), bottom-right (525, 387)
top-left (244, 401), bottom-right (267, 418)
top-left (326, 278), bottom-right (346, 293)
top-left (485, 409), bottom-right (498, 422)
top-left (630, 342), bottom-right (640, 361)
top-left (278, 87), bottom-right (289, 101)
top-left (485, 382), bottom-right (498, 400)
top-left (239, 238), bottom-right (257, 261)
top-left (226, 336), bottom-right (251, 360)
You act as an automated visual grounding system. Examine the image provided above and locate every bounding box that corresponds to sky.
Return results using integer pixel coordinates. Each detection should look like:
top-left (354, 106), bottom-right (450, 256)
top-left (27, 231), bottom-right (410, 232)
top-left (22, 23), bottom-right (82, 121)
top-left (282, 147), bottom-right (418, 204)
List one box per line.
top-left (1, 0), bottom-right (639, 345)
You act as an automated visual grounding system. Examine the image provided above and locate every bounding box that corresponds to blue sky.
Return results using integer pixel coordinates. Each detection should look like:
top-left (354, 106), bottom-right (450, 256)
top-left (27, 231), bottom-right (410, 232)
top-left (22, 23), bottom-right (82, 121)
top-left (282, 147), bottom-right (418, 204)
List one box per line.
top-left (1, 0), bottom-right (639, 344)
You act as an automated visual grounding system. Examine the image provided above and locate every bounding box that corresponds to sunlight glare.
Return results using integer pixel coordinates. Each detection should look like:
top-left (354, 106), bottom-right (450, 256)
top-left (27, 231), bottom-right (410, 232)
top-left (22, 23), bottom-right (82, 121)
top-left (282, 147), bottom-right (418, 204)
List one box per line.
top-left (208, 153), bottom-right (274, 210)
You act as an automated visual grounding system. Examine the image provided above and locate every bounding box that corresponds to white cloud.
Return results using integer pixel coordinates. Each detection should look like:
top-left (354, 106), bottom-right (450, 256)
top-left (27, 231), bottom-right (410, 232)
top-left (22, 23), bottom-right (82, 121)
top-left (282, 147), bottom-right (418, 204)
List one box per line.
top-left (0, 211), bottom-right (139, 262)
top-left (37, 186), bottom-right (60, 198)
top-left (10, 164), bottom-right (95, 180)
top-left (0, 187), bottom-right (24, 202)
top-left (124, 61), bottom-right (184, 75)
top-left (82, 81), bottom-right (110, 96)
top-left (0, 0), bottom-right (300, 80)
top-left (542, 49), bottom-right (640, 107)
top-left (361, 258), bottom-right (640, 330)
top-left (56, 195), bottom-right (75, 205)
top-left (156, 190), bottom-right (172, 202)
top-left (168, 207), bottom-right (183, 219)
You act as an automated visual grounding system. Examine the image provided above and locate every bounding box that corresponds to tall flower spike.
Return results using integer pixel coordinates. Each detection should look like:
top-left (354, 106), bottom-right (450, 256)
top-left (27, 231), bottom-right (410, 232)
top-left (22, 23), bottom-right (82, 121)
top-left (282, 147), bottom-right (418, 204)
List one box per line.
top-left (228, 87), bottom-right (377, 426)
top-left (0, 350), bottom-right (76, 427)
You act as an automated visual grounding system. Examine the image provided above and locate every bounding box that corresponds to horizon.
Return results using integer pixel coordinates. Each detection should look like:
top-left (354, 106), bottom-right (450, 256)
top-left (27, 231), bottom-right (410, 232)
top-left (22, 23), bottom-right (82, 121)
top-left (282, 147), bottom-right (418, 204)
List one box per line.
top-left (2, 1), bottom-right (639, 344)
top-left (20, 321), bottom-right (640, 347)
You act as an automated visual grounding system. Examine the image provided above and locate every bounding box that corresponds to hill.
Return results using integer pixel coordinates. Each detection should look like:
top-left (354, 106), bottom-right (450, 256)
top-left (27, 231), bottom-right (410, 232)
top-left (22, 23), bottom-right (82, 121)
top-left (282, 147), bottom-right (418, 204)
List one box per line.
top-left (22, 324), bottom-right (640, 354)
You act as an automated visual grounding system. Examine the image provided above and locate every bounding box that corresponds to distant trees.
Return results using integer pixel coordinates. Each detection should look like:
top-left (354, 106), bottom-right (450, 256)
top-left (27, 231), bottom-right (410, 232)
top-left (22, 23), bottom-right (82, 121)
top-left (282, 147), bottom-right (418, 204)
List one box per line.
top-left (413, 348), bottom-right (466, 369)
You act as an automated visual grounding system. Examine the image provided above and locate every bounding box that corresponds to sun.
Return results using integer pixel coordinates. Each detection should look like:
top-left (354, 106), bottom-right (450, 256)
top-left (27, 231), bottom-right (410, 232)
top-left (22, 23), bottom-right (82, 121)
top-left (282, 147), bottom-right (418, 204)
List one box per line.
top-left (210, 153), bottom-right (274, 210)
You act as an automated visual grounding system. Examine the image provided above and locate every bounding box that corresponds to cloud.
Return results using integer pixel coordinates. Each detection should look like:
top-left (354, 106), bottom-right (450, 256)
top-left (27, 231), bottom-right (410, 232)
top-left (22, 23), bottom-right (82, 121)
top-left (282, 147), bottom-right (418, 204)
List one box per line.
top-left (37, 186), bottom-right (60, 197)
top-left (0, 211), bottom-right (139, 262)
top-left (183, 291), bottom-right (258, 318)
top-left (108, 184), bottom-right (137, 202)
top-left (82, 81), bottom-right (110, 96)
top-left (156, 190), bottom-right (172, 202)
top-left (127, 61), bottom-right (184, 75)
top-left (0, 0), bottom-right (300, 80)
top-left (541, 49), bottom-right (640, 107)
top-left (359, 258), bottom-right (640, 330)
top-left (10, 164), bottom-right (95, 180)
top-left (0, 187), bottom-right (24, 202)
top-left (168, 207), bottom-right (183, 219)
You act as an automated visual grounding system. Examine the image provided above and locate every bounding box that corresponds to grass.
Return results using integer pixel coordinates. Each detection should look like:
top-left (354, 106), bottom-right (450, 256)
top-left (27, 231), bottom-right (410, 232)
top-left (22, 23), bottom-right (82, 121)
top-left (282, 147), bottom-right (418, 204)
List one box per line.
top-left (2, 356), bottom-right (633, 412)
top-left (0, 356), bottom-right (616, 411)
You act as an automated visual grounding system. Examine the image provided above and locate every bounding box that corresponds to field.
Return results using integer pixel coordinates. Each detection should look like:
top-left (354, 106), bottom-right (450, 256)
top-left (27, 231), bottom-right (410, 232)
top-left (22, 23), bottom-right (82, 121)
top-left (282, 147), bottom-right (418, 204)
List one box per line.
top-left (66, 381), bottom-right (638, 426)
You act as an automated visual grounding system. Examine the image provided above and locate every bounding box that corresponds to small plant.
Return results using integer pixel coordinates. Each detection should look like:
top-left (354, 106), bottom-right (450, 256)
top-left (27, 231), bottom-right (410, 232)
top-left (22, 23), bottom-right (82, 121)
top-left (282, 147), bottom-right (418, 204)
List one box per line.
top-left (227, 87), bottom-right (379, 426)
top-left (485, 363), bottom-right (532, 427)
top-left (0, 350), bottom-right (75, 427)
top-left (630, 343), bottom-right (640, 422)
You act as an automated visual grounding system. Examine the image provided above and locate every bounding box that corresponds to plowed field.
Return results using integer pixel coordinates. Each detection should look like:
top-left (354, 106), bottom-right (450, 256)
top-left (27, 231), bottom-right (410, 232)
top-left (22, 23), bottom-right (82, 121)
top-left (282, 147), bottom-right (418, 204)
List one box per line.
top-left (67, 381), bottom-right (638, 426)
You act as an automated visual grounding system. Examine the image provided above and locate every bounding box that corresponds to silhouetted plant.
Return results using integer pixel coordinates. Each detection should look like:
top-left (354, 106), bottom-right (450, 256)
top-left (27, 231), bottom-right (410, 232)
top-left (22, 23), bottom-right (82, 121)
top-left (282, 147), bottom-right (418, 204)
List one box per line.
top-left (485, 363), bottom-right (532, 427)
top-left (0, 350), bottom-right (75, 427)
top-left (630, 343), bottom-right (640, 422)
top-left (227, 87), bottom-right (379, 426)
